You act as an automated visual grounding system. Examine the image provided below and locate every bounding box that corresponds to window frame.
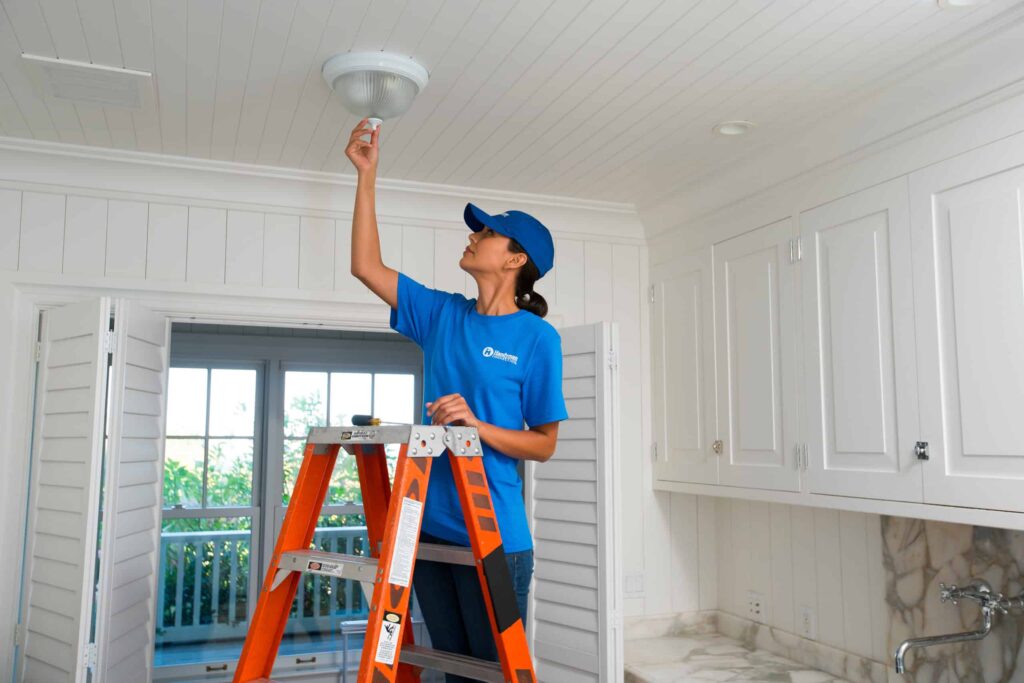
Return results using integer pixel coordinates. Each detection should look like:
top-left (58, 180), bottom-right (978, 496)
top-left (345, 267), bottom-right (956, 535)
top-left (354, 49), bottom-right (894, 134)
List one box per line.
top-left (157, 328), bottom-right (422, 677)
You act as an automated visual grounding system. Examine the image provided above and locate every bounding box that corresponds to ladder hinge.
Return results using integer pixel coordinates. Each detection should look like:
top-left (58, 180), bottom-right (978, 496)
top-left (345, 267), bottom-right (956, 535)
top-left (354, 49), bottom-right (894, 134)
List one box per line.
top-left (104, 330), bottom-right (116, 355)
top-left (83, 642), bottom-right (97, 671)
top-left (648, 285), bottom-right (655, 303)
top-left (789, 237), bottom-right (803, 263)
top-left (34, 342), bottom-right (41, 362)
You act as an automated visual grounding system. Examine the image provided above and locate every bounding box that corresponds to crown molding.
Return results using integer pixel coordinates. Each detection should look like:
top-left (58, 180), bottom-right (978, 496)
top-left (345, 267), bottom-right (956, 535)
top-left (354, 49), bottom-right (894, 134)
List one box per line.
top-left (0, 136), bottom-right (636, 216)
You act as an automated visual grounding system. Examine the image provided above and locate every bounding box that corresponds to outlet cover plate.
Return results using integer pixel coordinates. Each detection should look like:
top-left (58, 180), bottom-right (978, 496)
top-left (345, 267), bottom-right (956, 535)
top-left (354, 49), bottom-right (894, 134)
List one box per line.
top-left (798, 604), bottom-right (817, 639)
top-left (746, 589), bottom-right (766, 621)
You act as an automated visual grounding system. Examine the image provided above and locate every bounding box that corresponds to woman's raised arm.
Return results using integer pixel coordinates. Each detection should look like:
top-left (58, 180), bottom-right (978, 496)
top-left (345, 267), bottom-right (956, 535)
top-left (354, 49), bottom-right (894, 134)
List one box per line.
top-left (347, 118), bottom-right (399, 308)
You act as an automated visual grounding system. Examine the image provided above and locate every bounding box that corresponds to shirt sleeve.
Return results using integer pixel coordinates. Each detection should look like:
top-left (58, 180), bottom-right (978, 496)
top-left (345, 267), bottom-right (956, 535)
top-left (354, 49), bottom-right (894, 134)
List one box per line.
top-left (389, 271), bottom-right (453, 347)
top-left (522, 328), bottom-right (570, 428)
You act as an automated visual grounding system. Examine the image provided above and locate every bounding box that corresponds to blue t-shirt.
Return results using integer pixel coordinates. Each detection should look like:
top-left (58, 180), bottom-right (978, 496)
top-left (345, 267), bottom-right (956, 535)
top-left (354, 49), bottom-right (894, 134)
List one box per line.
top-left (389, 272), bottom-right (569, 552)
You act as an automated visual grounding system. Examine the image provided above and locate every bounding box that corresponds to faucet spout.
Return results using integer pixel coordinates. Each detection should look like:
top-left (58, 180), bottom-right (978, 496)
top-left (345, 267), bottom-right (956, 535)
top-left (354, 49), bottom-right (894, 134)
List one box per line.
top-left (894, 605), bottom-right (993, 674)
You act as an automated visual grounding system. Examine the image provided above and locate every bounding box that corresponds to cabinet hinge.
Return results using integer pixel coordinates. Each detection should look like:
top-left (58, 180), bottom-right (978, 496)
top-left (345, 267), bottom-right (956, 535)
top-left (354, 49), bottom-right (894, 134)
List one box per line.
top-left (789, 237), bottom-right (803, 263)
top-left (648, 285), bottom-right (655, 303)
top-left (83, 641), bottom-right (97, 672)
top-left (651, 442), bottom-right (658, 462)
top-left (33, 342), bottom-right (41, 363)
top-left (13, 623), bottom-right (25, 648)
top-left (608, 349), bottom-right (619, 371)
top-left (794, 443), bottom-right (809, 470)
top-left (104, 330), bottom-right (116, 355)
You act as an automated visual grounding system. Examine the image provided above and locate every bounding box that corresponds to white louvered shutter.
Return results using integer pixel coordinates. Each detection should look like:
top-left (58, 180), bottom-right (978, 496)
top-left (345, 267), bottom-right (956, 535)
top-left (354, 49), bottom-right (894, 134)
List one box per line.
top-left (94, 300), bottom-right (170, 682)
top-left (526, 321), bottom-right (623, 683)
top-left (19, 298), bottom-right (111, 683)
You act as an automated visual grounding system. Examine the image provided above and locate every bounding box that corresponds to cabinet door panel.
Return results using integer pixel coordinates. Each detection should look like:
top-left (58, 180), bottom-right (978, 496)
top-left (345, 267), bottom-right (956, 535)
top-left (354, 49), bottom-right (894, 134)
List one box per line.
top-left (715, 219), bottom-right (800, 491)
top-left (801, 179), bottom-right (922, 501)
top-left (913, 162), bottom-right (1024, 511)
top-left (651, 249), bottom-right (717, 485)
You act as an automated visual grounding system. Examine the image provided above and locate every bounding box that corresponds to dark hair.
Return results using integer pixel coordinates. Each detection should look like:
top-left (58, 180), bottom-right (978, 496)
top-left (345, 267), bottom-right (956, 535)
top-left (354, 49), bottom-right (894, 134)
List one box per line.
top-left (508, 238), bottom-right (548, 318)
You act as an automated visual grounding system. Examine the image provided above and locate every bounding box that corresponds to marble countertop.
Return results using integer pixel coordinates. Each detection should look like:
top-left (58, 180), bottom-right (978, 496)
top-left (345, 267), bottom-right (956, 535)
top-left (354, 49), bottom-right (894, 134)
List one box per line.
top-left (625, 631), bottom-right (851, 683)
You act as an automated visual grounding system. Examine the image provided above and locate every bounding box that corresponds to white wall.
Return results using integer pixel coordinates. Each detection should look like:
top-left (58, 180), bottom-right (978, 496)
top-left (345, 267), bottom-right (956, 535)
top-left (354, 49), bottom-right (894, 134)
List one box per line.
top-left (0, 139), bottom-right (658, 676)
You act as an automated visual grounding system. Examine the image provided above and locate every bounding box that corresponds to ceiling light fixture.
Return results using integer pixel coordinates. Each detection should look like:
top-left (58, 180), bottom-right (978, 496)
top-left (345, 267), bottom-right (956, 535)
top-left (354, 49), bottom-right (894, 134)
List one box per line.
top-left (937, 0), bottom-right (988, 6)
top-left (713, 120), bottom-right (756, 136)
top-left (321, 52), bottom-right (429, 130)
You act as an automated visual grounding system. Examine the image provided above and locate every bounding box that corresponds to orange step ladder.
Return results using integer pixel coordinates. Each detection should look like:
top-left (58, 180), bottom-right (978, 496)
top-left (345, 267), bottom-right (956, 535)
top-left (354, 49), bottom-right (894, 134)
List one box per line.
top-left (232, 418), bottom-right (537, 683)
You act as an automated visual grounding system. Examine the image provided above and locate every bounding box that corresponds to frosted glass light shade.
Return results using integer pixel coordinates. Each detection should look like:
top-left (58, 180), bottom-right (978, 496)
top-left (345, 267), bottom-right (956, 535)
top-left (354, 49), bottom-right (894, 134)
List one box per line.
top-left (322, 52), bottom-right (428, 128)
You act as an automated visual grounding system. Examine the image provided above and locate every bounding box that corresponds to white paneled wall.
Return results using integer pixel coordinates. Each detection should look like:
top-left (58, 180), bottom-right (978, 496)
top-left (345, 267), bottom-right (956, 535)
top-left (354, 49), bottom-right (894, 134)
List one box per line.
top-left (0, 144), bottom-right (659, 675)
top-left (711, 498), bottom-right (890, 664)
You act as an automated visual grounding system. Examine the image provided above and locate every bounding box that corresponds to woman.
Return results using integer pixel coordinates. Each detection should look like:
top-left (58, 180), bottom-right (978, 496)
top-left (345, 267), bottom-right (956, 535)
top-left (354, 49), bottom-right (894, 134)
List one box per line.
top-left (345, 118), bottom-right (568, 678)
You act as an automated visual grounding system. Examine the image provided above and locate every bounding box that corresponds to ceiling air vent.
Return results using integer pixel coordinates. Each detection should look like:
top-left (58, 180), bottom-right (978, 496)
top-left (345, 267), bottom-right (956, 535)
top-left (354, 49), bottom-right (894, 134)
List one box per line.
top-left (21, 54), bottom-right (155, 111)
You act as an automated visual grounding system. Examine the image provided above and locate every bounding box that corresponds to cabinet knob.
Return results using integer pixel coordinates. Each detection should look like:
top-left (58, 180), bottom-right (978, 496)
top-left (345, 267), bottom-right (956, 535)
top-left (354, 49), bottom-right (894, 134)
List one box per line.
top-left (915, 441), bottom-right (929, 460)
top-left (712, 439), bottom-right (724, 455)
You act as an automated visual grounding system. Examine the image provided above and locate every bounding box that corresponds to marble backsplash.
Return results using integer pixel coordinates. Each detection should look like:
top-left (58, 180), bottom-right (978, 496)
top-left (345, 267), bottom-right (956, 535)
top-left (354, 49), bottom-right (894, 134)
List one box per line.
top-left (882, 516), bottom-right (1024, 682)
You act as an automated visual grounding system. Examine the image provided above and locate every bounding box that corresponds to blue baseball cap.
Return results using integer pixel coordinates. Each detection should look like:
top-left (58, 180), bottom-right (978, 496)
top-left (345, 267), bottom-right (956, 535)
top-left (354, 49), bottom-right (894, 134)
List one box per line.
top-left (463, 203), bottom-right (555, 277)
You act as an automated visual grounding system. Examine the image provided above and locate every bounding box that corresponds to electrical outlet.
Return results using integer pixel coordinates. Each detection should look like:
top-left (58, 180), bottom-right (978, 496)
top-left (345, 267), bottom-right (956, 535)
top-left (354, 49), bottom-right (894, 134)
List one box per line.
top-left (798, 604), bottom-right (817, 639)
top-left (745, 590), bottom-right (766, 621)
top-left (625, 573), bottom-right (644, 595)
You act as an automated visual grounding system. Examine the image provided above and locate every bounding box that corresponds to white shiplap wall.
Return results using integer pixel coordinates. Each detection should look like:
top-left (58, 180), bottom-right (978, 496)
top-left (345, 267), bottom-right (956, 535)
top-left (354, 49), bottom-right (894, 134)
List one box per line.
top-left (710, 498), bottom-right (890, 664)
top-left (0, 140), bottom-right (657, 676)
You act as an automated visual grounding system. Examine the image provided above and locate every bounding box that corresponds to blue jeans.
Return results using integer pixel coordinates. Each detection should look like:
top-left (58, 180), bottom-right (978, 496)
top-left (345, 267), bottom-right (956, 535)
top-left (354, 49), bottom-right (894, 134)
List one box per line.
top-left (413, 530), bottom-right (534, 683)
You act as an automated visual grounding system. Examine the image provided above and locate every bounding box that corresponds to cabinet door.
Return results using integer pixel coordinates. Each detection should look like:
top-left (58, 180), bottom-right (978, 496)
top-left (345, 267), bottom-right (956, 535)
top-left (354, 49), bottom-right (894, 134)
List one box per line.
top-left (800, 179), bottom-right (922, 501)
top-left (651, 249), bottom-right (717, 485)
top-left (912, 160), bottom-right (1024, 512)
top-left (714, 219), bottom-right (801, 491)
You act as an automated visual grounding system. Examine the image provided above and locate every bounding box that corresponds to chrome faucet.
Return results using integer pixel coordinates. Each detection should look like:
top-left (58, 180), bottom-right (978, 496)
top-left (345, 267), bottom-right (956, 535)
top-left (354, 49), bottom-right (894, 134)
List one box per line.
top-left (894, 579), bottom-right (1024, 674)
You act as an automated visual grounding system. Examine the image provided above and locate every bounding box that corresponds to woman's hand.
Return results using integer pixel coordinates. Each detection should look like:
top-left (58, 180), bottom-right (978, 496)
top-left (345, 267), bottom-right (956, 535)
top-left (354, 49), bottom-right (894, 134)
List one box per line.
top-left (426, 393), bottom-right (480, 428)
top-left (345, 118), bottom-right (380, 174)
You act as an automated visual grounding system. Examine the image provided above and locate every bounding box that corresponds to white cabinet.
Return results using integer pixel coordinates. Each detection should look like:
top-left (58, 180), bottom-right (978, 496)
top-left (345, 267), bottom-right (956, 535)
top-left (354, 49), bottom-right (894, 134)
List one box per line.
top-left (911, 160), bottom-right (1024, 513)
top-left (651, 249), bottom-right (717, 485)
top-left (651, 143), bottom-right (1024, 522)
top-left (713, 219), bottom-right (801, 492)
top-left (799, 178), bottom-right (923, 502)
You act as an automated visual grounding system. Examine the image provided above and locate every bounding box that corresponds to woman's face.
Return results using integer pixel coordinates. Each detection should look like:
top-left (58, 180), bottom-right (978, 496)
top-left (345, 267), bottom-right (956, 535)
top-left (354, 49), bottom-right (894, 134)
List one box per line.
top-left (460, 226), bottom-right (521, 275)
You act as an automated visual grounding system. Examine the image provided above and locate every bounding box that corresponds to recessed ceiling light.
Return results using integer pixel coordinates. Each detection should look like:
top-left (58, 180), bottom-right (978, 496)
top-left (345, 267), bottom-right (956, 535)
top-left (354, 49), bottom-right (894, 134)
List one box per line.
top-left (713, 120), bottom-right (756, 136)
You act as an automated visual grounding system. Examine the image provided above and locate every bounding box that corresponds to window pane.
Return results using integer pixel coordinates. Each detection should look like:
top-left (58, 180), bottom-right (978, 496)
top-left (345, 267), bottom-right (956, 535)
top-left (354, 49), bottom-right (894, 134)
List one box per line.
top-left (154, 516), bottom-right (252, 666)
top-left (329, 372), bottom-right (372, 426)
top-left (166, 368), bottom-right (207, 436)
top-left (373, 374), bottom-right (415, 424)
top-left (162, 439), bottom-right (204, 508)
top-left (207, 439), bottom-right (254, 507)
top-left (284, 371), bottom-right (327, 438)
top-left (209, 369), bottom-right (256, 437)
top-left (328, 451), bottom-right (363, 505)
top-left (282, 438), bottom-right (305, 506)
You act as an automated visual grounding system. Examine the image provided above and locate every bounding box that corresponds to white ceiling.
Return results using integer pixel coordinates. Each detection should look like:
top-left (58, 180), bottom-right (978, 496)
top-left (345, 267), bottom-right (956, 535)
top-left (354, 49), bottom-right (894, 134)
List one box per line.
top-left (1, 0), bottom-right (1023, 208)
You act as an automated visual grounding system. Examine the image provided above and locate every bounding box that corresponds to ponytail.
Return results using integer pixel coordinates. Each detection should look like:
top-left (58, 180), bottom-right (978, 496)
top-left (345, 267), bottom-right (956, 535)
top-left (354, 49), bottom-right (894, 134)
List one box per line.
top-left (508, 238), bottom-right (549, 318)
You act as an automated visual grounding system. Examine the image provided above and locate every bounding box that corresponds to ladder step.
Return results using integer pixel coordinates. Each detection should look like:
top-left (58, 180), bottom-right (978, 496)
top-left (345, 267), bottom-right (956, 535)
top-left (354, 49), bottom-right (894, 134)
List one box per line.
top-left (400, 644), bottom-right (504, 683)
top-left (418, 542), bottom-right (475, 566)
top-left (271, 550), bottom-right (378, 591)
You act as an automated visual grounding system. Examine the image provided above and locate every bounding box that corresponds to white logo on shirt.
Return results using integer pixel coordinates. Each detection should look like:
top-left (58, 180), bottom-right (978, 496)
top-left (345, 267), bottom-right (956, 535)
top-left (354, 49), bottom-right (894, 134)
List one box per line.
top-left (482, 346), bottom-right (518, 365)
top-left (500, 212), bottom-right (509, 217)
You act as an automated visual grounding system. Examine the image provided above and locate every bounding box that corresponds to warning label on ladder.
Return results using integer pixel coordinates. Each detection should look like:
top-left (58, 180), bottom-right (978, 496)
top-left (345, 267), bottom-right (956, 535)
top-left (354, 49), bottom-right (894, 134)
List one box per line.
top-left (388, 496), bottom-right (423, 588)
top-left (375, 611), bottom-right (403, 666)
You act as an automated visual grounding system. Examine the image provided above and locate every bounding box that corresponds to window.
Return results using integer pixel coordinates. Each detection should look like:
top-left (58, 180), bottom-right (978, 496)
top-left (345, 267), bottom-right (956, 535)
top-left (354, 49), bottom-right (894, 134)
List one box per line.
top-left (154, 326), bottom-right (421, 677)
top-left (156, 365), bottom-right (261, 666)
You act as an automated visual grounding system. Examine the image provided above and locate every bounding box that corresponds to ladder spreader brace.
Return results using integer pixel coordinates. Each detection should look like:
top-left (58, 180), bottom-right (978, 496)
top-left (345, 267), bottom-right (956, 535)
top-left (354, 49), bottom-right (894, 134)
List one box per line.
top-left (233, 423), bottom-right (537, 683)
